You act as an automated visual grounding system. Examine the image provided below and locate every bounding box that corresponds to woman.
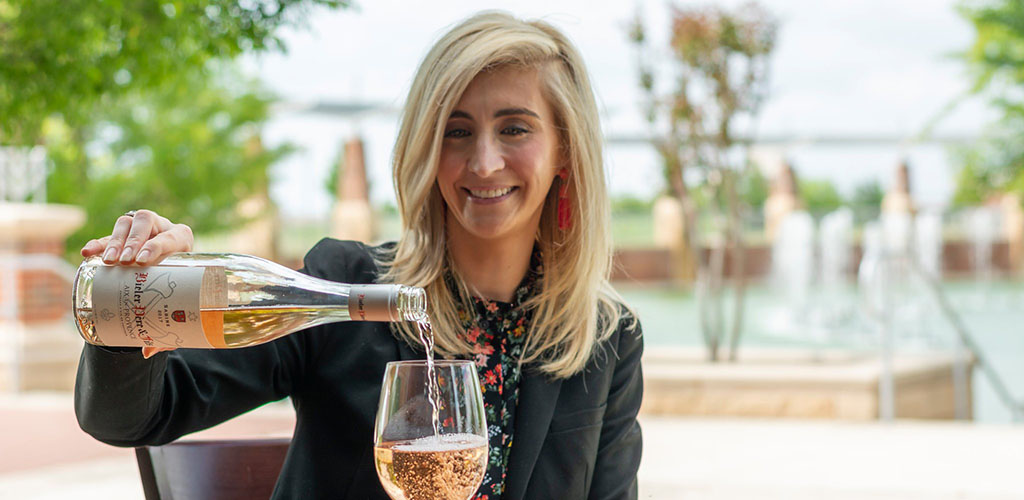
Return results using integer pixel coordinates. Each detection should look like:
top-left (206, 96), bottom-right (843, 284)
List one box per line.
top-left (76, 11), bottom-right (643, 500)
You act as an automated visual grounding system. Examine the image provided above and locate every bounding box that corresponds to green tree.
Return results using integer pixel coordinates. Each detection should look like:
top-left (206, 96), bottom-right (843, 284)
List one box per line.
top-left (628, 2), bottom-right (779, 362)
top-left (325, 146), bottom-right (343, 203)
top-left (738, 163), bottom-right (769, 209)
top-left (45, 66), bottom-right (293, 255)
top-left (953, 0), bottom-right (1024, 204)
top-left (849, 180), bottom-right (883, 224)
top-left (798, 178), bottom-right (843, 218)
top-left (1, 0), bottom-right (352, 256)
top-left (0, 0), bottom-right (347, 143)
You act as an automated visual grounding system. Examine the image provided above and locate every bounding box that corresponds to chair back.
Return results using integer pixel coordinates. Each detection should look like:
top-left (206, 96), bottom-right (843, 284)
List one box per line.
top-left (135, 437), bottom-right (291, 500)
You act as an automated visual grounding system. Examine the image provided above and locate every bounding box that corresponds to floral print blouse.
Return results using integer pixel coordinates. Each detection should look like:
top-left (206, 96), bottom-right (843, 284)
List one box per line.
top-left (456, 254), bottom-right (540, 500)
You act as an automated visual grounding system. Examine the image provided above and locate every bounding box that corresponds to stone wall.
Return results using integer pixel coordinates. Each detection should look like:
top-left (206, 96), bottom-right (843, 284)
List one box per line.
top-left (641, 347), bottom-right (973, 420)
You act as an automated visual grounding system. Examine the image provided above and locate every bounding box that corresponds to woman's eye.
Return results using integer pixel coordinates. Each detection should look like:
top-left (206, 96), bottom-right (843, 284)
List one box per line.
top-left (502, 126), bottom-right (528, 136)
top-left (444, 128), bottom-right (470, 138)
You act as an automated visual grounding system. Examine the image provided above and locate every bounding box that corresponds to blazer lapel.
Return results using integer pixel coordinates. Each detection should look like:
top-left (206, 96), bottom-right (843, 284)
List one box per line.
top-left (504, 368), bottom-right (563, 500)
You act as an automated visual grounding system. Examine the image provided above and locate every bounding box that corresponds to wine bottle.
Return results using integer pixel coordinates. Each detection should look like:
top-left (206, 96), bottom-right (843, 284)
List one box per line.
top-left (72, 253), bottom-right (426, 349)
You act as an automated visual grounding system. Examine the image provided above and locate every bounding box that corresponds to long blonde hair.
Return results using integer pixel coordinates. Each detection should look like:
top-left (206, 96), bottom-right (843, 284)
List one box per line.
top-left (378, 11), bottom-right (634, 379)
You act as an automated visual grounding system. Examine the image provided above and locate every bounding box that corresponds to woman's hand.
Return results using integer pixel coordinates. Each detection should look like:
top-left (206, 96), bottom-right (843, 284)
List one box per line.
top-left (80, 209), bottom-right (194, 266)
top-left (80, 209), bottom-right (195, 359)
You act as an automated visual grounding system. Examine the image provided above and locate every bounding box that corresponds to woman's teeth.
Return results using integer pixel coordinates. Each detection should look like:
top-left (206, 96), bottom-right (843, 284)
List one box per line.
top-left (469, 187), bottom-right (514, 199)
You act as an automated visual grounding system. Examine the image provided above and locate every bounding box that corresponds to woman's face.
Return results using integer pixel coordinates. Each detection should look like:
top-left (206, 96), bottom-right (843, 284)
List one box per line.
top-left (437, 66), bottom-right (561, 243)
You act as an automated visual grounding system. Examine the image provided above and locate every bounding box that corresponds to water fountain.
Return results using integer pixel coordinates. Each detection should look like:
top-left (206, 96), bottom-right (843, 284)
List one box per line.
top-left (909, 211), bottom-right (945, 346)
top-left (857, 220), bottom-right (886, 329)
top-left (914, 211), bottom-right (943, 280)
top-left (815, 208), bottom-right (855, 336)
top-left (770, 210), bottom-right (815, 337)
top-left (966, 206), bottom-right (1000, 306)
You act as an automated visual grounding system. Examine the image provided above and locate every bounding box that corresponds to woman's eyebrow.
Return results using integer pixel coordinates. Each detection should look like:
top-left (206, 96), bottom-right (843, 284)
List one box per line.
top-left (494, 107), bottom-right (539, 118)
top-left (448, 108), bottom-right (540, 120)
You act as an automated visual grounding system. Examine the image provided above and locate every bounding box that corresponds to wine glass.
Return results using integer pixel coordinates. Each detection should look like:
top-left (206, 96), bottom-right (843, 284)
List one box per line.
top-left (374, 360), bottom-right (488, 500)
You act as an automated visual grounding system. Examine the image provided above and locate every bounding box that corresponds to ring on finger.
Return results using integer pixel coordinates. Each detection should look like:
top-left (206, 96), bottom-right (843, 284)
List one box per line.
top-left (124, 210), bottom-right (138, 218)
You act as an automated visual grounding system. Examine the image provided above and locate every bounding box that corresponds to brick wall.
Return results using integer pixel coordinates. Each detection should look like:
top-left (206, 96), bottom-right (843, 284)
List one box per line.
top-left (611, 240), bottom-right (1017, 283)
top-left (280, 241), bottom-right (1015, 284)
top-left (0, 240), bottom-right (70, 323)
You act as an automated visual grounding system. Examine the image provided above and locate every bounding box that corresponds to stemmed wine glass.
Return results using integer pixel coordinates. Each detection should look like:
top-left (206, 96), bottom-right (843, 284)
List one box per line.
top-left (374, 360), bottom-right (488, 500)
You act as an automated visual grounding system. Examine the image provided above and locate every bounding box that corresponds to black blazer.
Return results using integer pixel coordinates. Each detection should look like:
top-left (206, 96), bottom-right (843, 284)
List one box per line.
top-left (74, 238), bottom-right (644, 499)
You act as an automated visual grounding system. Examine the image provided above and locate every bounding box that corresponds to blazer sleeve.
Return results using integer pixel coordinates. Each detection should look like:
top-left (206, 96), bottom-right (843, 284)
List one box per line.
top-left (73, 238), bottom-right (370, 447)
top-left (588, 317), bottom-right (644, 500)
top-left (74, 335), bottom-right (305, 447)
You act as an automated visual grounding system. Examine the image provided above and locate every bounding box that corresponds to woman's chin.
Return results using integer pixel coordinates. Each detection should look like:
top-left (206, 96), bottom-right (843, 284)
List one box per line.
top-left (463, 226), bottom-right (510, 241)
top-left (458, 218), bottom-right (520, 242)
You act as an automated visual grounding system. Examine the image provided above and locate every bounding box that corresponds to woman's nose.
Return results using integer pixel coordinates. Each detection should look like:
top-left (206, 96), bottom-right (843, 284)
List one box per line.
top-left (468, 135), bottom-right (504, 177)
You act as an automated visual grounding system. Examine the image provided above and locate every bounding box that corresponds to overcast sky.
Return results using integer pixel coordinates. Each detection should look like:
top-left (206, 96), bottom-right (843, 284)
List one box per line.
top-left (241, 0), bottom-right (995, 218)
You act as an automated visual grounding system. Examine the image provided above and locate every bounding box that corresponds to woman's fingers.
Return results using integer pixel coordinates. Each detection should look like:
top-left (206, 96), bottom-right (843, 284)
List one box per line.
top-left (135, 225), bottom-right (194, 265)
top-left (119, 210), bottom-right (161, 263)
top-left (102, 216), bottom-right (135, 263)
top-left (93, 209), bottom-right (193, 265)
top-left (142, 346), bottom-right (176, 359)
top-left (81, 236), bottom-right (112, 257)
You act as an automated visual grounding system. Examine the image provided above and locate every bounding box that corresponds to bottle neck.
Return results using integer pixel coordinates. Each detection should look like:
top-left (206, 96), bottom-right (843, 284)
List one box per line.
top-left (395, 285), bottom-right (427, 322)
top-left (348, 284), bottom-right (426, 322)
top-left (293, 272), bottom-right (425, 323)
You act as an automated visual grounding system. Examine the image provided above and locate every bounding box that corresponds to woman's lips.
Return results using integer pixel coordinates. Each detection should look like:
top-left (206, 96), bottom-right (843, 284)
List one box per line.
top-left (464, 186), bottom-right (518, 204)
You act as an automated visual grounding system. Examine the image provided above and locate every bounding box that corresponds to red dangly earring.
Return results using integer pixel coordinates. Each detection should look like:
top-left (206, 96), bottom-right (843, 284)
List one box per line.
top-left (557, 169), bottom-right (572, 230)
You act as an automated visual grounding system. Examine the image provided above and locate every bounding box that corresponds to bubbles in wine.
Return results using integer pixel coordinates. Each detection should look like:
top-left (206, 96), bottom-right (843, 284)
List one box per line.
top-left (374, 433), bottom-right (488, 500)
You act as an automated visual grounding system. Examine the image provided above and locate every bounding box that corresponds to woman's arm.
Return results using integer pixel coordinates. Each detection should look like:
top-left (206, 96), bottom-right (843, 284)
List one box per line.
top-left (74, 335), bottom-right (306, 446)
top-left (588, 318), bottom-right (644, 500)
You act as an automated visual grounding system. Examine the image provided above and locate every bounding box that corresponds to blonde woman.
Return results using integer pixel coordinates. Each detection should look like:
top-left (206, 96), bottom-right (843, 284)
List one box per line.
top-left (76, 11), bottom-right (643, 500)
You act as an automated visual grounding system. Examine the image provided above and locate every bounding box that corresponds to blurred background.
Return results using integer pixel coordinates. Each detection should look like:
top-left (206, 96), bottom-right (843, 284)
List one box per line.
top-left (2, 0), bottom-right (1024, 498)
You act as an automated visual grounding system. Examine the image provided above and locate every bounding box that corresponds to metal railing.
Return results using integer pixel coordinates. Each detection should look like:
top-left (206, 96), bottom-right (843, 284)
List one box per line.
top-left (906, 257), bottom-right (1024, 422)
top-left (860, 248), bottom-right (1023, 422)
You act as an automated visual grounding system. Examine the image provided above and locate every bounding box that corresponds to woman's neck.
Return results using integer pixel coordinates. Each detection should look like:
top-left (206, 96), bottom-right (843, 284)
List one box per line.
top-left (447, 224), bottom-right (535, 304)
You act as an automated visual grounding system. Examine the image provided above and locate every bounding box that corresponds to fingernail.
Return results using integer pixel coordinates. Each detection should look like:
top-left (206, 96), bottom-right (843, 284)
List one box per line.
top-left (120, 247), bottom-right (133, 263)
top-left (136, 249), bottom-right (151, 264)
top-left (103, 247), bottom-right (117, 262)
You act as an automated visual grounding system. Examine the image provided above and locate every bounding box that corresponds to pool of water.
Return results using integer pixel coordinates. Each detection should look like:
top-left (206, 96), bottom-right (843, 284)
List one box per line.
top-left (619, 280), bottom-right (1024, 424)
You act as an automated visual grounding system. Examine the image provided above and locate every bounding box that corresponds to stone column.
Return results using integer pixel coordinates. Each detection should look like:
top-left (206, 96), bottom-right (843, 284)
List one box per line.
top-left (764, 160), bottom-right (801, 242)
top-left (880, 160), bottom-right (918, 258)
top-left (0, 202), bottom-right (85, 392)
top-left (882, 160), bottom-right (916, 216)
top-left (1000, 193), bottom-right (1024, 274)
top-left (652, 196), bottom-right (685, 249)
top-left (331, 137), bottom-right (374, 243)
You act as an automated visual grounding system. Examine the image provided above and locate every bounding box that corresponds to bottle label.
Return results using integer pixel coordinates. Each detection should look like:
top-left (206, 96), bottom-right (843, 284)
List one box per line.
top-left (91, 266), bottom-right (225, 348)
top-left (349, 284), bottom-right (399, 322)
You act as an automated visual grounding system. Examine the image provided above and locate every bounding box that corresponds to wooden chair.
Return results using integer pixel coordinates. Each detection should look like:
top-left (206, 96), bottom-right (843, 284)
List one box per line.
top-left (135, 438), bottom-right (291, 500)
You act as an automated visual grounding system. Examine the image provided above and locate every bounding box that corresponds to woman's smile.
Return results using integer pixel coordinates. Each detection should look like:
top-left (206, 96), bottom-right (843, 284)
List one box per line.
top-left (464, 186), bottom-right (519, 204)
